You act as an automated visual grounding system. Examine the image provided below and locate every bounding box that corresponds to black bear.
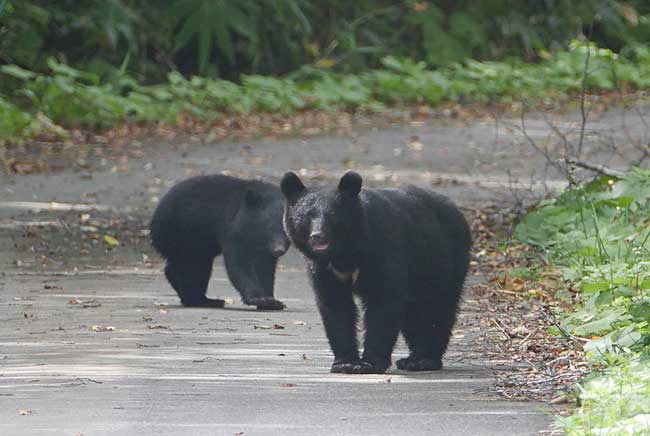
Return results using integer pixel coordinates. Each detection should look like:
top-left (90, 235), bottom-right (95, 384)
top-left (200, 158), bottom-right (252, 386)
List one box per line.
top-left (150, 175), bottom-right (289, 310)
top-left (281, 171), bottom-right (471, 374)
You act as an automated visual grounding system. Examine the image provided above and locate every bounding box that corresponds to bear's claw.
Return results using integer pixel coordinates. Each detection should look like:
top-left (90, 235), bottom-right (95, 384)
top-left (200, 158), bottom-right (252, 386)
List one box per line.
top-left (396, 356), bottom-right (442, 371)
top-left (247, 297), bottom-right (285, 311)
top-left (182, 298), bottom-right (225, 308)
top-left (331, 360), bottom-right (383, 374)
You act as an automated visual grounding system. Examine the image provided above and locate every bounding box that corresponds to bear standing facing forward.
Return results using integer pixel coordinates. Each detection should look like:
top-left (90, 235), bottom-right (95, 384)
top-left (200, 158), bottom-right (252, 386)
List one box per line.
top-left (150, 175), bottom-right (289, 310)
top-left (281, 171), bottom-right (471, 374)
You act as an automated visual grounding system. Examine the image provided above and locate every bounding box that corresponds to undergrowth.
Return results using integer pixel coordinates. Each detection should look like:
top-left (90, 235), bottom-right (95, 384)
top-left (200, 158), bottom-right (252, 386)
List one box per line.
top-left (2, 40), bottom-right (650, 144)
top-left (516, 169), bottom-right (650, 435)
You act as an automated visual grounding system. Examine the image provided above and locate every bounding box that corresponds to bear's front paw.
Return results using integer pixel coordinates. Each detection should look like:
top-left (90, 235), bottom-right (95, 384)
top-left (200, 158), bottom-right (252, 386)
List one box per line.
top-left (331, 360), bottom-right (383, 374)
top-left (182, 298), bottom-right (225, 308)
top-left (247, 297), bottom-right (285, 311)
top-left (396, 356), bottom-right (442, 371)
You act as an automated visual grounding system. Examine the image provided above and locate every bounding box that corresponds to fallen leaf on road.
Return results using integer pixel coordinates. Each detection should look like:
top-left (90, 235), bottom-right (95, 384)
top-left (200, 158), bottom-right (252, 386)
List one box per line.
top-left (136, 343), bottom-right (160, 348)
top-left (69, 298), bottom-right (101, 308)
top-left (272, 324), bottom-right (284, 330)
top-left (407, 135), bottom-right (423, 151)
top-left (44, 284), bottom-right (62, 290)
top-left (90, 325), bottom-right (115, 332)
top-left (192, 356), bottom-right (219, 363)
top-left (550, 394), bottom-right (569, 404)
top-left (18, 409), bottom-right (32, 415)
top-left (103, 235), bottom-right (120, 246)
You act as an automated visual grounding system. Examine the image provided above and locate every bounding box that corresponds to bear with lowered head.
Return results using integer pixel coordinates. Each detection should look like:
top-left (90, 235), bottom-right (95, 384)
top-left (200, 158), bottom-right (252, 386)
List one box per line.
top-left (150, 175), bottom-right (289, 310)
top-left (281, 171), bottom-right (471, 374)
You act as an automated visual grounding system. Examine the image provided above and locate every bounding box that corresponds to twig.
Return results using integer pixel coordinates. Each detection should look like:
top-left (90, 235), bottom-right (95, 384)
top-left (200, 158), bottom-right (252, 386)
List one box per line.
top-left (492, 318), bottom-right (511, 340)
top-left (565, 157), bottom-right (625, 178)
top-left (75, 377), bottom-right (103, 385)
top-left (541, 311), bottom-right (590, 343)
top-left (577, 38), bottom-right (591, 157)
top-left (543, 114), bottom-right (572, 157)
top-left (517, 110), bottom-right (573, 181)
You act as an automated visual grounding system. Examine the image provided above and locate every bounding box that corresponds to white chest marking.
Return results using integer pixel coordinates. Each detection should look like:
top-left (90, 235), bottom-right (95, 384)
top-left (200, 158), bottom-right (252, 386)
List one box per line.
top-left (328, 263), bottom-right (359, 284)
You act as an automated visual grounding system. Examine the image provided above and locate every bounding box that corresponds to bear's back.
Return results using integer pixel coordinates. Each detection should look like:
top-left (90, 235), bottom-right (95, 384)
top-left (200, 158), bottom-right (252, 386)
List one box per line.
top-left (361, 185), bottom-right (465, 232)
top-left (360, 185), bottom-right (470, 284)
top-left (150, 175), bottom-right (280, 258)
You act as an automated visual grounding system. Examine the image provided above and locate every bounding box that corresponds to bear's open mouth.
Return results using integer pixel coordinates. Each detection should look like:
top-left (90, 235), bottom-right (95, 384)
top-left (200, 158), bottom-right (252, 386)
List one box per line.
top-left (310, 241), bottom-right (330, 252)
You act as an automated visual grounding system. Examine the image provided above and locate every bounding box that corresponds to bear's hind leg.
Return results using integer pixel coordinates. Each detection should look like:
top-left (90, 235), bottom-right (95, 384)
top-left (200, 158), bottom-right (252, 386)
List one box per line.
top-left (254, 255), bottom-right (284, 310)
top-left (224, 247), bottom-right (283, 311)
top-left (397, 302), bottom-right (442, 371)
top-left (165, 258), bottom-right (224, 308)
top-left (429, 296), bottom-right (459, 364)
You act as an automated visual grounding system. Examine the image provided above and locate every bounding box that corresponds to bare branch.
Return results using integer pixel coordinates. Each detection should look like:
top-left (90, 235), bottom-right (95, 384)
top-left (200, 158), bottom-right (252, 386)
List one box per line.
top-left (518, 109), bottom-right (574, 183)
top-left (565, 157), bottom-right (625, 178)
top-left (577, 39), bottom-right (591, 157)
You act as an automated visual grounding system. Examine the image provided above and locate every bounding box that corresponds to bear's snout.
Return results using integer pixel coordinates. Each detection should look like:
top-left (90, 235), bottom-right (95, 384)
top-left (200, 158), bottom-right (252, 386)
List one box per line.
top-left (308, 217), bottom-right (330, 252)
top-left (271, 240), bottom-right (290, 258)
top-left (308, 233), bottom-right (330, 252)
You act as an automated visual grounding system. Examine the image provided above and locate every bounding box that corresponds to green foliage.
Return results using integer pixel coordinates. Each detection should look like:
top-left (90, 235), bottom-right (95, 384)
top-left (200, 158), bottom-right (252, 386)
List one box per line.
top-left (516, 169), bottom-right (650, 348)
top-left (4, 40), bottom-right (650, 144)
top-left (0, 96), bottom-right (32, 141)
top-left (516, 169), bottom-right (650, 434)
top-left (557, 357), bottom-right (650, 435)
top-left (1, 60), bottom-right (146, 129)
top-left (2, 0), bottom-right (650, 80)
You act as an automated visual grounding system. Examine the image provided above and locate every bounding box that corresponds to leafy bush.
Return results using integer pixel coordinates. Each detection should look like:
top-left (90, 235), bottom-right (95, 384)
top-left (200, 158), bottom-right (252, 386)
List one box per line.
top-left (558, 357), bottom-right (650, 436)
top-left (3, 40), bottom-right (650, 144)
top-left (515, 169), bottom-right (650, 434)
top-left (2, 0), bottom-right (650, 80)
top-left (516, 169), bottom-right (650, 351)
top-left (0, 42), bottom-right (650, 144)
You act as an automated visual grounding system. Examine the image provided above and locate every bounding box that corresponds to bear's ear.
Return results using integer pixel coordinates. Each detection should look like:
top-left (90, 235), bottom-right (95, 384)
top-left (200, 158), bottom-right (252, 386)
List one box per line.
top-left (338, 171), bottom-right (362, 196)
top-left (244, 189), bottom-right (263, 209)
top-left (280, 172), bottom-right (306, 199)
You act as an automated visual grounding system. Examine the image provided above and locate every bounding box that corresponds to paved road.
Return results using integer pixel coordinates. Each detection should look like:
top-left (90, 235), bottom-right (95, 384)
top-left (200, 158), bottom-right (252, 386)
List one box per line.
top-left (5, 105), bottom-right (647, 435)
top-left (0, 253), bottom-right (551, 436)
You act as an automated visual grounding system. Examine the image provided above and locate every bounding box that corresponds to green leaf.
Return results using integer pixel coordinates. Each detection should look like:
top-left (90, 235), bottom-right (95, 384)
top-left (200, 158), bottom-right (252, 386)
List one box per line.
top-left (0, 64), bottom-right (37, 80)
top-left (572, 309), bottom-right (628, 337)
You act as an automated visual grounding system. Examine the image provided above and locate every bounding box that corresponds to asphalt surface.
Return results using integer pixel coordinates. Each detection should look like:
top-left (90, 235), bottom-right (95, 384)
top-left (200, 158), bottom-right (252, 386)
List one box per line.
top-left (0, 254), bottom-right (551, 436)
top-left (4, 105), bottom-right (649, 435)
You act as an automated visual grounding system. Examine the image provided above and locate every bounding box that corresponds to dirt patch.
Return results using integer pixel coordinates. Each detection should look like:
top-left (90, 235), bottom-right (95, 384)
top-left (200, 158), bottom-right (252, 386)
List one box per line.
top-left (467, 206), bottom-right (588, 405)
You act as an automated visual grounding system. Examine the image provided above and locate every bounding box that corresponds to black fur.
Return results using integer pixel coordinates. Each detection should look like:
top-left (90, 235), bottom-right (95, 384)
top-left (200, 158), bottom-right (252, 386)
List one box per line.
top-left (150, 175), bottom-right (289, 310)
top-left (281, 171), bottom-right (471, 374)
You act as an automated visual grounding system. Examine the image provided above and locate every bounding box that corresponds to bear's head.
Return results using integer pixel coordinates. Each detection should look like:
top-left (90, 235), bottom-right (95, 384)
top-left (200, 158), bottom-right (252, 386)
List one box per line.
top-left (233, 188), bottom-right (290, 258)
top-left (281, 171), bottom-right (366, 264)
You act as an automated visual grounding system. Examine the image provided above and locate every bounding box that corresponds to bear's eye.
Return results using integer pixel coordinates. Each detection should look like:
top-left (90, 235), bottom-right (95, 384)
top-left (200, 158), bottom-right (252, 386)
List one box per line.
top-left (325, 211), bottom-right (339, 223)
